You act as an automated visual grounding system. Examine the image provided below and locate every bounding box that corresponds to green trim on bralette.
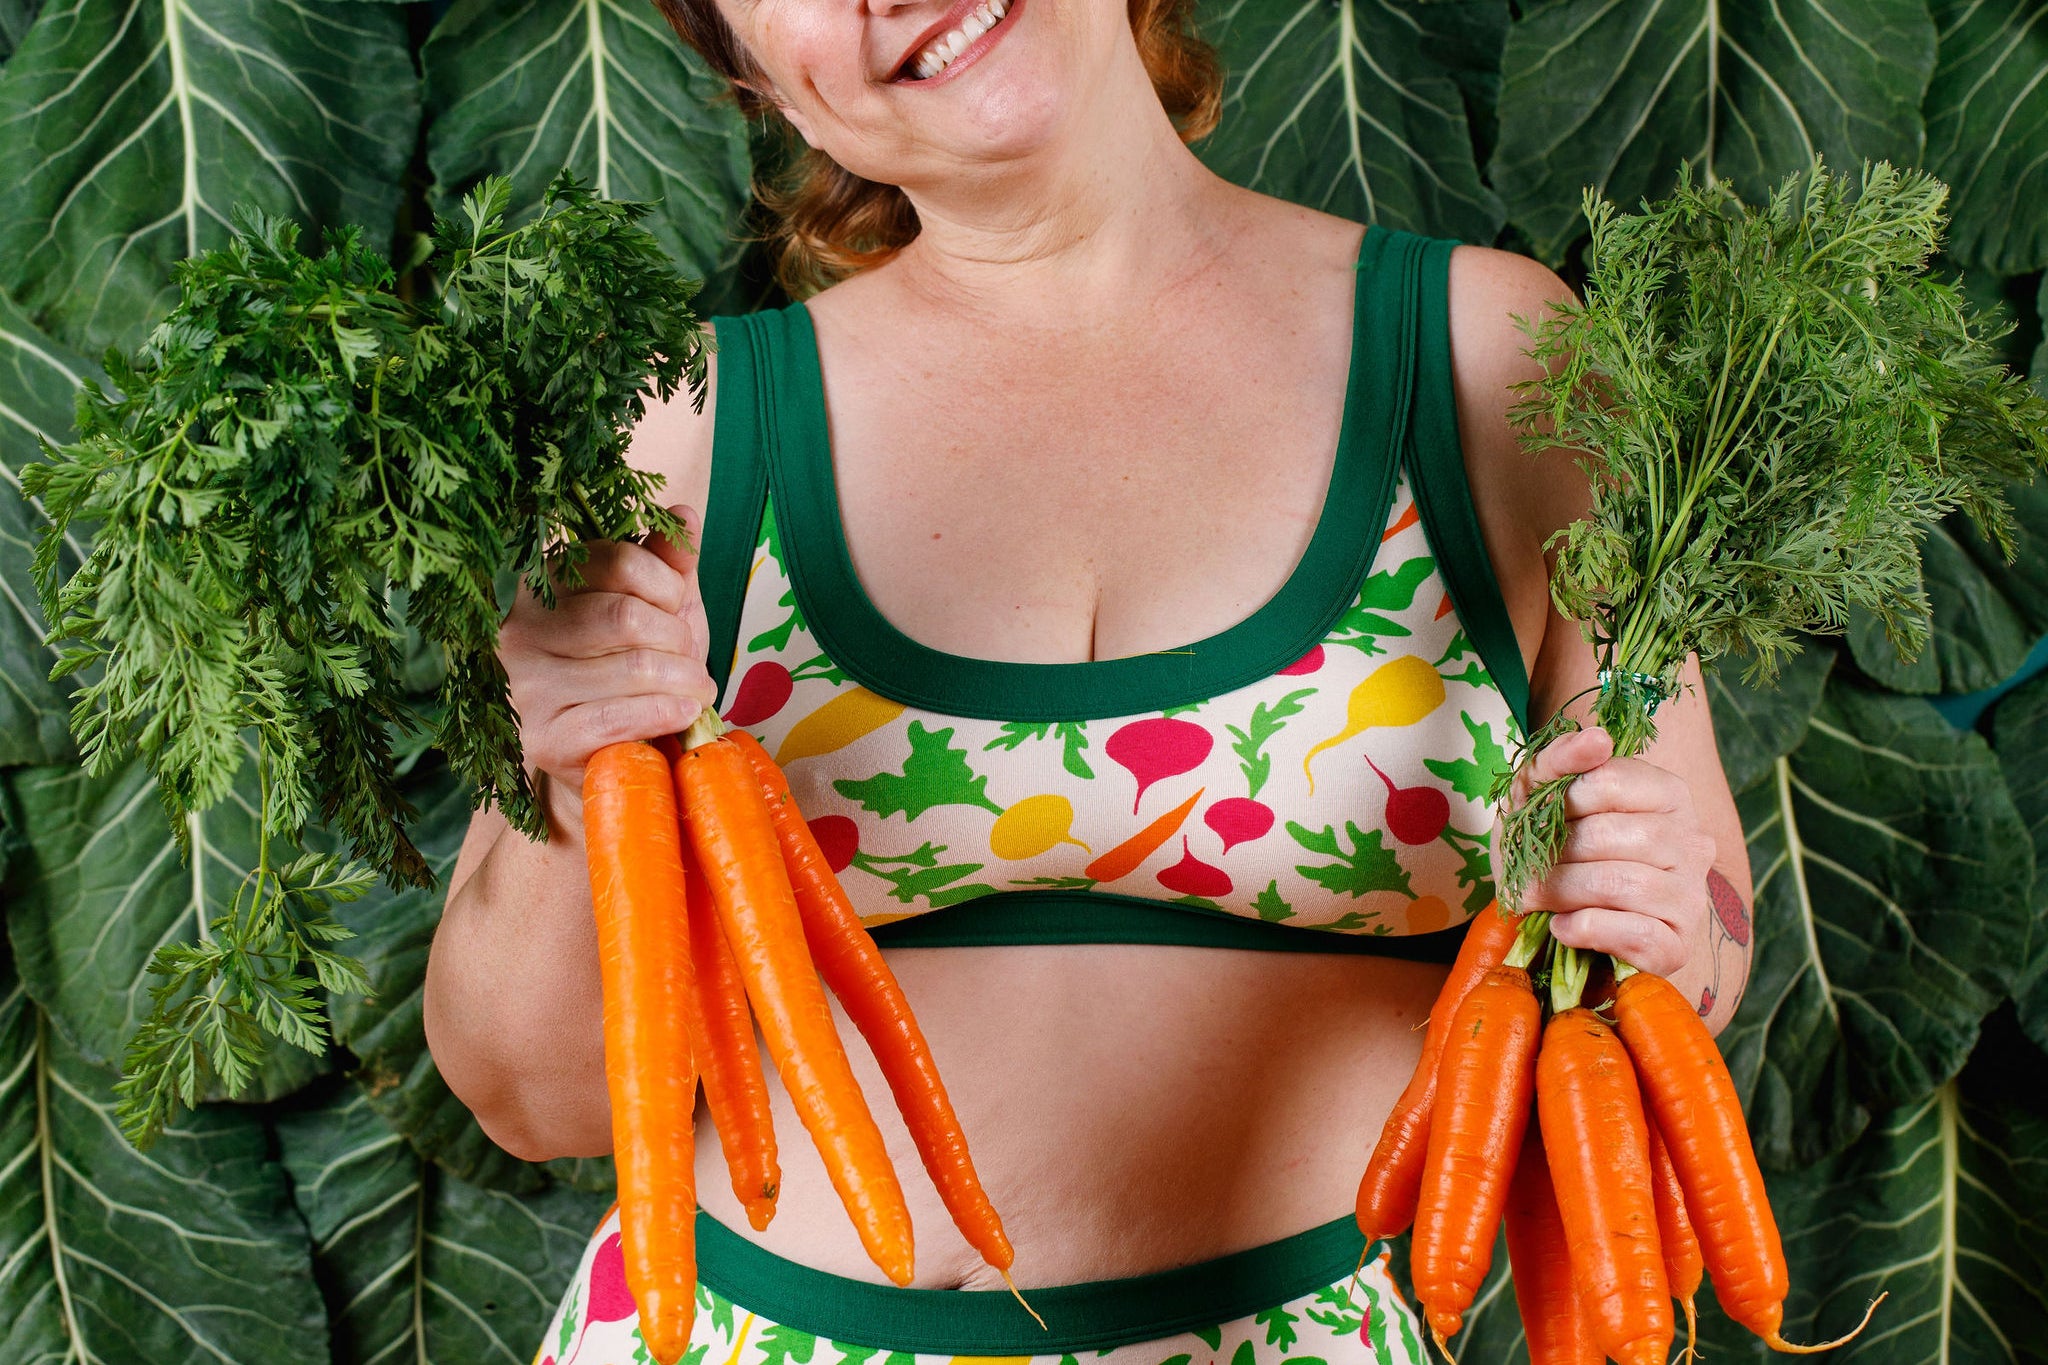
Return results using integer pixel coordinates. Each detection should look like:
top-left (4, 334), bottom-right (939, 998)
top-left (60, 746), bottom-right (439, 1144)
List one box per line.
top-left (869, 889), bottom-right (1471, 963)
top-left (754, 225), bottom-right (1421, 722)
top-left (1402, 236), bottom-right (1534, 735)
top-left (701, 312), bottom-right (774, 704)
top-left (694, 1208), bottom-right (1376, 1352)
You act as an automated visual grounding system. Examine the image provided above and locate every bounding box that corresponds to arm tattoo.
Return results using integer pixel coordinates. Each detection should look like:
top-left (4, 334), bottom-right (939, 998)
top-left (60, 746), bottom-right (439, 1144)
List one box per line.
top-left (1697, 868), bottom-right (1752, 1018)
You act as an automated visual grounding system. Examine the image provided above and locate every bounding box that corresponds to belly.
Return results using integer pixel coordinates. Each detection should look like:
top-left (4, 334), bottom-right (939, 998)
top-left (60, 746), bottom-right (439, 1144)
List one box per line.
top-left (691, 943), bottom-right (1448, 1289)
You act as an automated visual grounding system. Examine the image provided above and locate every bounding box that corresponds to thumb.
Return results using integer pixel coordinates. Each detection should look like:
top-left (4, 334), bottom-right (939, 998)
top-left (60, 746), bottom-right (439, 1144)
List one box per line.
top-left (645, 503), bottom-right (702, 580)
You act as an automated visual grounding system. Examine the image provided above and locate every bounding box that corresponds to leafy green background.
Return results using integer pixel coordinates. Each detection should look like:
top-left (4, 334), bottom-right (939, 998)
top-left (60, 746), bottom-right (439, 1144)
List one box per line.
top-left (1, 0), bottom-right (2045, 1360)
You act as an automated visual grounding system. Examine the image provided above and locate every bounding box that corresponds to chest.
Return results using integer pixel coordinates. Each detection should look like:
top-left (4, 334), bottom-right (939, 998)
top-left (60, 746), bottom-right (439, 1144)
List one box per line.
top-left (808, 293), bottom-right (1355, 664)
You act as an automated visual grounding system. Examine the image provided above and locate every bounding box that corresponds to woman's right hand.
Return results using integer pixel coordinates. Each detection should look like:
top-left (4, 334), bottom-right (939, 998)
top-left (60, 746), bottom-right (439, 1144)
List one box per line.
top-left (498, 502), bottom-right (719, 805)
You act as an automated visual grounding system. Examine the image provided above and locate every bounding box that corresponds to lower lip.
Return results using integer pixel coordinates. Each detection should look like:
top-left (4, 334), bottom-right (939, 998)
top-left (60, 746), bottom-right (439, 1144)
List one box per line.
top-left (894, 0), bottom-right (1023, 87)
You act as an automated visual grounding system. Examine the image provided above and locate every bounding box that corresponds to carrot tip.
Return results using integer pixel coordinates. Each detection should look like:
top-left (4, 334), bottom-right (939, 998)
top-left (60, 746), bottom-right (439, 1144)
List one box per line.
top-left (1682, 1294), bottom-right (1698, 1364)
top-left (1429, 1320), bottom-right (1460, 1365)
top-left (1762, 1291), bottom-right (1886, 1354)
top-left (743, 1198), bottom-right (776, 1232)
top-left (1000, 1268), bottom-right (1048, 1331)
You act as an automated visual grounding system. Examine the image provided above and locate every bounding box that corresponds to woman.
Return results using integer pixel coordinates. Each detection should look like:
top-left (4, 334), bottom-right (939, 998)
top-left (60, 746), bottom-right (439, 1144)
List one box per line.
top-left (423, 0), bottom-right (1755, 1358)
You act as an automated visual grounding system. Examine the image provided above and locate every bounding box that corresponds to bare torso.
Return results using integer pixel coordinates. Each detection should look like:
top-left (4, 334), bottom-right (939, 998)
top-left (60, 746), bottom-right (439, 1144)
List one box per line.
top-left (640, 190), bottom-right (1548, 1289)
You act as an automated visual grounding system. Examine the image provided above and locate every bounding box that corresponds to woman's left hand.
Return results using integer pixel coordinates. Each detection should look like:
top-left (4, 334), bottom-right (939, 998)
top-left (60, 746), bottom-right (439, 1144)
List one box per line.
top-left (1497, 724), bottom-right (1718, 979)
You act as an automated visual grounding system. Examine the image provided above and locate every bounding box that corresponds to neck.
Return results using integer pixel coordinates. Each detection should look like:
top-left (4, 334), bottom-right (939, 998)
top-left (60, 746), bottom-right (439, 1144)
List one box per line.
top-left (883, 45), bottom-right (1239, 323)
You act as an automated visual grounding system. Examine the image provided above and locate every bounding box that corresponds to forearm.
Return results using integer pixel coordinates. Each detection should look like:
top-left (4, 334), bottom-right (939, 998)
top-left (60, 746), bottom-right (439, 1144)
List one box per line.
top-left (422, 779), bottom-right (614, 1161)
top-left (1661, 864), bottom-right (1753, 1036)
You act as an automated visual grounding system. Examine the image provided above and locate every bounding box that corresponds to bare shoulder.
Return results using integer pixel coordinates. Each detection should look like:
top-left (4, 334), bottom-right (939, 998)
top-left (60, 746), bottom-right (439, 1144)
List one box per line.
top-left (625, 319), bottom-right (720, 520)
top-left (1443, 245), bottom-right (1587, 664)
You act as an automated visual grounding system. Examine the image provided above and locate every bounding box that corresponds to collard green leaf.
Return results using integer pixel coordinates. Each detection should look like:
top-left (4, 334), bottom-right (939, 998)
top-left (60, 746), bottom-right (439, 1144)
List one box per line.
top-left (276, 1082), bottom-right (612, 1365)
top-left (1705, 643), bottom-right (1835, 797)
top-left (3, 753), bottom-right (328, 1100)
top-left (1925, 1), bottom-right (2048, 274)
top-left (1489, 0), bottom-right (1935, 262)
top-left (330, 761), bottom-right (557, 1193)
top-left (1994, 673), bottom-right (2048, 1054)
top-left (0, 0), bottom-right (39, 64)
top-left (0, 949), bottom-right (328, 1364)
top-left (0, 0), bottom-right (418, 354)
top-left (1721, 681), bottom-right (2034, 1168)
top-left (0, 290), bottom-right (93, 767)
top-left (1195, 0), bottom-right (1505, 243)
top-left (424, 0), bottom-right (753, 310)
top-left (1844, 480), bottom-right (2048, 694)
top-left (1693, 1029), bottom-right (2048, 1363)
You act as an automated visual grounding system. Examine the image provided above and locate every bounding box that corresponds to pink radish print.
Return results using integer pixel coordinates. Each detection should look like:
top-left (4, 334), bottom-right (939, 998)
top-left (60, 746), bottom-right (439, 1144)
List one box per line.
top-left (722, 660), bottom-right (793, 726)
top-left (1106, 717), bottom-right (1213, 813)
top-left (1156, 836), bottom-right (1232, 898)
top-left (561, 1230), bottom-right (637, 1363)
top-left (808, 814), bottom-right (859, 872)
top-left (1279, 644), bottom-right (1324, 676)
top-left (1366, 755), bottom-right (1450, 845)
top-left (1205, 796), bottom-right (1275, 853)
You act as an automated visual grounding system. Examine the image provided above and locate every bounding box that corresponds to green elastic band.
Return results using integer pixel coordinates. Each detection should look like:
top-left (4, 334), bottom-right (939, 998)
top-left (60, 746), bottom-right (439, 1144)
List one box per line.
top-left (870, 889), bottom-right (1473, 963)
top-left (695, 1210), bottom-right (1375, 1352)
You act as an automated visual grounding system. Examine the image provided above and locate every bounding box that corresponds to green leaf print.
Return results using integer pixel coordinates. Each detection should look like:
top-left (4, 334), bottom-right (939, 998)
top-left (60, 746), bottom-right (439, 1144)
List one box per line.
top-left (711, 1288), bottom-right (736, 1334)
top-left (1287, 821), bottom-right (1415, 898)
top-left (789, 654), bottom-right (848, 686)
top-left (1225, 688), bottom-right (1315, 799)
top-left (1195, 1324), bottom-right (1226, 1350)
top-left (849, 843), bottom-right (999, 908)
top-left (556, 1289), bottom-right (577, 1356)
top-left (1012, 875), bottom-right (1099, 891)
top-left (1423, 712), bottom-right (1510, 805)
top-left (1158, 1355), bottom-right (1194, 1365)
top-left (757, 1322), bottom-right (818, 1365)
top-left (834, 721), bottom-right (1004, 820)
top-left (835, 1349), bottom-right (916, 1365)
top-left (631, 1329), bottom-right (653, 1364)
top-left (985, 721), bottom-right (1094, 779)
top-left (1160, 700), bottom-right (1208, 717)
top-left (1229, 1341), bottom-right (1256, 1365)
top-left (747, 509), bottom-right (804, 654)
top-left (1441, 826), bottom-right (1497, 914)
top-left (1328, 557), bottom-right (1434, 654)
top-left (684, 1346), bottom-right (710, 1365)
top-left (1257, 1304), bottom-right (1300, 1349)
top-left (1306, 1283), bottom-right (1365, 1332)
top-left (1252, 879), bottom-right (1295, 922)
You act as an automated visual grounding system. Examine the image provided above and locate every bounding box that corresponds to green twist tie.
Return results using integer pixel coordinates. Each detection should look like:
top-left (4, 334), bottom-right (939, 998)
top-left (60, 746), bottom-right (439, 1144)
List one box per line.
top-left (1597, 668), bottom-right (1675, 715)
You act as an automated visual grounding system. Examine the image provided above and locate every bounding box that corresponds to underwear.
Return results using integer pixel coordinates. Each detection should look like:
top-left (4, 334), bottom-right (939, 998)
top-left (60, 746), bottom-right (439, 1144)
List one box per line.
top-left (532, 224), bottom-right (1509, 1359)
top-left (535, 1205), bottom-right (1431, 1365)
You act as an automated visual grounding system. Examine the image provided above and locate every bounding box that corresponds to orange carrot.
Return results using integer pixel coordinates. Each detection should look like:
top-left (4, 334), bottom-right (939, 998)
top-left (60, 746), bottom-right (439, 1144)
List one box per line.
top-left (726, 729), bottom-right (1014, 1272)
top-left (1355, 900), bottom-right (1521, 1243)
top-left (1646, 1111), bottom-right (1703, 1362)
top-left (677, 726), bottom-right (915, 1286)
top-left (1084, 787), bottom-right (1203, 883)
top-left (1504, 1117), bottom-right (1603, 1365)
top-left (582, 740), bottom-right (699, 1362)
top-left (1536, 1007), bottom-right (1671, 1365)
top-left (675, 822), bottom-right (780, 1231)
top-left (1613, 971), bottom-right (1881, 1352)
top-left (1412, 964), bottom-right (1541, 1345)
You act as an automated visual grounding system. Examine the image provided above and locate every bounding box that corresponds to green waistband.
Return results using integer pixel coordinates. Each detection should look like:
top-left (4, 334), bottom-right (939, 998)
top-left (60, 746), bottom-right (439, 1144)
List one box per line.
top-left (869, 890), bottom-right (1472, 963)
top-left (695, 1210), bottom-right (1374, 1352)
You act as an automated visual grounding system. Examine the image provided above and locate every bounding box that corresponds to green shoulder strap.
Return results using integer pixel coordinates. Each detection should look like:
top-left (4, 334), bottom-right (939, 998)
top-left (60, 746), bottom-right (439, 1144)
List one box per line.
top-left (1403, 236), bottom-right (1535, 734)
top-left (701, 312), bottom-right (773, 703)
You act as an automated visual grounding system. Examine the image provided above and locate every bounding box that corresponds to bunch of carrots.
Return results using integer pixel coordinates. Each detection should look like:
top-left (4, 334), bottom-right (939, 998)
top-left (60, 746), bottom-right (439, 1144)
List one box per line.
top-left (1355, 906), bottom-right (1880, 1364)
top-left (580, 712), bottom-right (1031, 1362)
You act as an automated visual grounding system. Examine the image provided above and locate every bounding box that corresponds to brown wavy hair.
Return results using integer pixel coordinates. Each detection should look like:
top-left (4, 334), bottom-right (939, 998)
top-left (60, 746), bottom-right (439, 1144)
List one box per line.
top-left (650, 0), bottom-right (1224, 297)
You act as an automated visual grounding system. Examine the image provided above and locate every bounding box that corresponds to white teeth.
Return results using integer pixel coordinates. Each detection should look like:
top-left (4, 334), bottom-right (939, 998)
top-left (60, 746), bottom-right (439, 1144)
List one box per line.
top-left (907, 0), bottom-right (1009, 80)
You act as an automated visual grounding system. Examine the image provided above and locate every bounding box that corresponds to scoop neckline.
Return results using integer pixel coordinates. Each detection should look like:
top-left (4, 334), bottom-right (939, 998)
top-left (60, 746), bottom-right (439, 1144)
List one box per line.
top-left (765, 224), bottom-right (1418, 722)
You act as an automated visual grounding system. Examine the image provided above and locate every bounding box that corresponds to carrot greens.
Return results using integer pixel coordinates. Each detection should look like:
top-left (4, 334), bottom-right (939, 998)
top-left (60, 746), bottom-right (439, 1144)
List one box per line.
top-left (1494, 160), bottom-right (2048, 904)
top-left (21, 173), bottom-right (710, 1146)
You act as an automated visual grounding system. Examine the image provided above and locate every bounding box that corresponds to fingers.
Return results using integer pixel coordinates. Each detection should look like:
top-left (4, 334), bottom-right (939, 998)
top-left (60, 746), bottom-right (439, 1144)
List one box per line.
top-left (1505, 725), bottom-right (1613, 807)
top-left (561, 531), bottom-right (695, 617)
top-left (643, 503), bottom-right (703, 582)
top-left (1548, 906), bottom-right (1687, 978)
top-left (520, 588), bottom-right (700, 661)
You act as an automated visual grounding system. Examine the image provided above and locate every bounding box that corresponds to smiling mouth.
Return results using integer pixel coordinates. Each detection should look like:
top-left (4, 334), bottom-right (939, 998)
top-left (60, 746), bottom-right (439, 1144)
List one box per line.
top-left (891, 0), bottom-right (1017, 83)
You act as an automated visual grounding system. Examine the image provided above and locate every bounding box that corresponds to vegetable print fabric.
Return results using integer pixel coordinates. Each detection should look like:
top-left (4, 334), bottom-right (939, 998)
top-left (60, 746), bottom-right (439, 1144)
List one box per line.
top-left (719, 470), bottom-right (1518, 938)
top-left (534, 1207), bottom-right (1429, 1364)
